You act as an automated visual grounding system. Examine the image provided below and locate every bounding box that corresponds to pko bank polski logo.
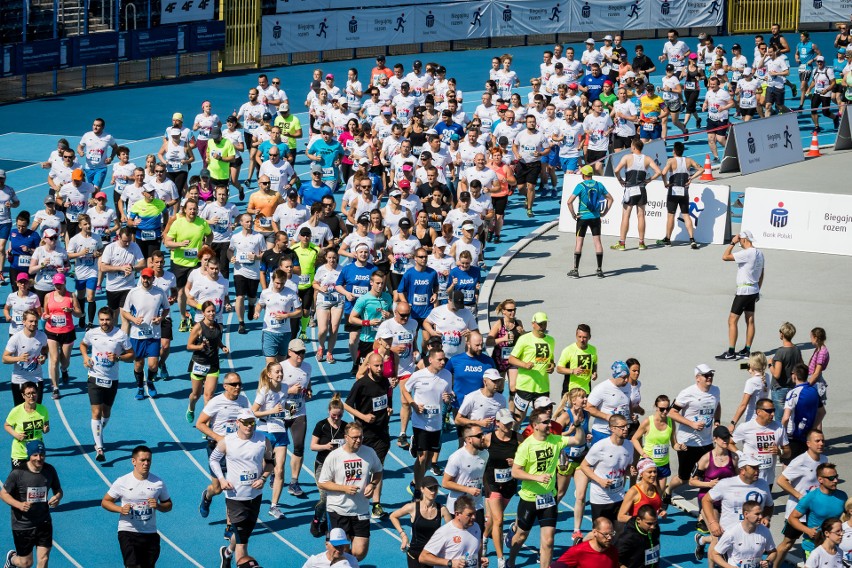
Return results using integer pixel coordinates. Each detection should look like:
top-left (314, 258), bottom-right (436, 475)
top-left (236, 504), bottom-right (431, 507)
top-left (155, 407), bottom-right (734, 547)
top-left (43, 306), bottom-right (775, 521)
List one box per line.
top-left (770, 201), bottom-right (789, 228)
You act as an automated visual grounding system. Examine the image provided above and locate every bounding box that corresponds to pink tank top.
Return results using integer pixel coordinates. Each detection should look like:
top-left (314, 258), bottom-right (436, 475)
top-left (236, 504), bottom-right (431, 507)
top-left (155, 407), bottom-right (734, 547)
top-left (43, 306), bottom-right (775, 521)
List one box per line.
top-left (44, 292), bottom-right (75, 334)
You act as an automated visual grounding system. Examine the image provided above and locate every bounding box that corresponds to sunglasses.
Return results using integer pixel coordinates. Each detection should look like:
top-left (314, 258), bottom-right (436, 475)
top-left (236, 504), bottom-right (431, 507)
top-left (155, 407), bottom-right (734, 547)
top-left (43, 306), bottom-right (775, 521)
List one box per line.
top-left (259, 181), bottom-right (270, 185)
top-left (291, 350), bottom-right (306, 356)
top-left (224, 382), bottom-right (243, 388)
top-left (398, 313), bottom-right (411, 319)
top-left (423, 485), bottom-right (439, 491)
top-left (468, 432), bottom-right (484, 439)
top-left (657, 406), bottom-right (670, 412)
top-left (46, 236), bottom-right (58, 240)
top-left (758, 407), bottom-right (775, 414)
top-left (822, 474), bottom-right (840, 481)
top-left (239, 419), bottom-right (256, 426)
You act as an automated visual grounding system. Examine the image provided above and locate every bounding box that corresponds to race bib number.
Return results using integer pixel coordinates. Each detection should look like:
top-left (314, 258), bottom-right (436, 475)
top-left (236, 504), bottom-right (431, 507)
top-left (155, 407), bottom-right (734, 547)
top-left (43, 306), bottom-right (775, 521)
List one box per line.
top-left (322, 291), bottom-right (339, 304)
top-left (645, 544), bottom-right (660, 566)
top-left (685, 81), bottom-right (696, 90)
top-left (608, 472), bottom-right (625, 491)
top-left (138, 324), bottom-right (153, 337)
top-left (259, 217), bottom-right (272, 228)
top-left (236, 252), bottom-right (252, 264)
top-left (423, 404), bottom-right (440, 416)
top-left (513, 393), bottom-right (530, 412)
top-left (95, 376), bottom-right (113, 388)
top-left (131, 501), bottom-right (153, 521)
top-left (413, 293), bottom-right (428, 306)
top-left (501, 346), bottom-right (512, 360)
top-left (535, 493), bottom-right (555, 510)
top-left (642, 122), bottom-right (656, 132)
top-left (140, 230), bottom-right (156, 241)
top-left (494, 468), bottom-right (512, 483)
top-left (192, 362), bottom-right (211, 376)
top-left (183, 248), bottom-right (198, 259)
top-left (17, 255), bottom-right (31, 267)
top-left (671, 186), bottom-right (685, 197)
top-left (626, 186), bottom-right (641, 198)
top-left (78, 254), bottom-right (95, 266)
top-left (652, 444), bottom-right (668, 460)
top-left (567, 445), bottom-right (585, 458)
top-left (372, 395), bottom-right (388, 412)
top-left (239, 471), bottom-right (257, 485)
top-left (26, 486), bottom-right (48, 503)
top-left (298, 274), bottom-right (311, 286)
top-left (699, 408), bottom-right (714, 427)
top-left (50, 314), bottom-right (67, 327)
top-left (224, 419), bottom-right (237, 434)
top-left (169, 160), bottom-right (182, 171)
top-left (322, 167), bottom-right (334, 177)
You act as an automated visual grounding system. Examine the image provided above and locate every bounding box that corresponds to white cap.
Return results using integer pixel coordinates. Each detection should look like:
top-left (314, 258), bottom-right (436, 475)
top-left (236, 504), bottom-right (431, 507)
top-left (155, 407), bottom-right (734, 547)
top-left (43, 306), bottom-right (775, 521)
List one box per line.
top-left (743, 67), bottom-right (753, 75)
top-left (603, 35), bottom-right (613, 41)
top-left (237, 409), bottom-right (255, 421)
top-left (434, 237), bottom-right (449, 248)
top-left (495, 408), bottom-right (514, 424)
top-left (738, 230), bottom-right (755, 241)
top-left (168, 127), bottom-right (181, 136)
top-left (328, 527), bottom-right (351, 546)
top-left (585, 38), bottom-right (595, 44)
top-left (378, 329), bottom-right (394, 340)
top-left (534, 396), bottom-right (554, 409)
top-left (483, 368), bottom-right (502, 382)
top-left (43, 228), bottom-right (58, 238)
top-left (694, 363), bottom-right (715, 376)
top-left (737, 452), bottom-right (761, 468)
top-left (624, 71), bottom-right (636, 79)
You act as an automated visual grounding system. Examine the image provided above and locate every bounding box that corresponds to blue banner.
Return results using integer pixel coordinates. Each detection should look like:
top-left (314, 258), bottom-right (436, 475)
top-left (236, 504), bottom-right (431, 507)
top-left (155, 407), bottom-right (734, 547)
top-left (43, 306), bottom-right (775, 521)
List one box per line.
top-left (71, 32), bottom-right (120, 67)
top-left (187, 20), bottom-right (226, 52)
top-left (129, 26), bottom-right (179, 60)
top-left (17, 38), bottom-right (63, 74)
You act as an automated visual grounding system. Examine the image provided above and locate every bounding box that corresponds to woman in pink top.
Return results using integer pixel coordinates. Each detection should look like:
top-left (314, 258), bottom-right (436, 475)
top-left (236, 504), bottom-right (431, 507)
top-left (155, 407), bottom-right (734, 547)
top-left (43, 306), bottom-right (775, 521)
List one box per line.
top-left (43, 273), bottom-right (82, 399)
top-left (808, 326), bottom-right (829, 430)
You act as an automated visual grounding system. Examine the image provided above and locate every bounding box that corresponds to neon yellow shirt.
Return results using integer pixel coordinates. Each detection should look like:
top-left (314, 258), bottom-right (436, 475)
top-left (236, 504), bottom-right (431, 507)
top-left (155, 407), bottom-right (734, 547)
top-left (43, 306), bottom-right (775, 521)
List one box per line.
top-left (515, 433), bottom-right (569, 501)
top-left (166, 216), bottom-right (211, 267)
top-left (5, 404), bottom-right (49, 460)
top-left (557, 343), bottom-right (598, 394)
top-left (511, 332), bottom-right (555, 394)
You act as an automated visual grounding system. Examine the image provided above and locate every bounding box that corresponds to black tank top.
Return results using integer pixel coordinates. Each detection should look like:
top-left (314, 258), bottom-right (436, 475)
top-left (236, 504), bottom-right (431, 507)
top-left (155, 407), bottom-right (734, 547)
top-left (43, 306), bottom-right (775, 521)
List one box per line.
top-left (415, 225), bottom-right (433, 249)
top-left (486, 431), bottom-right (519, 484)
top-left (685, 68), bottom-right (702, 91)
top-left (409, 131), bottom-right (427, 154)
top-left (372, 229), bottom-right (389, 266)
top-left (838, 34), bottom-right (850, 48)
top-left (409, 502), bottom-right (443, 553)
top-left (193, 320), bottom-right (222, 364)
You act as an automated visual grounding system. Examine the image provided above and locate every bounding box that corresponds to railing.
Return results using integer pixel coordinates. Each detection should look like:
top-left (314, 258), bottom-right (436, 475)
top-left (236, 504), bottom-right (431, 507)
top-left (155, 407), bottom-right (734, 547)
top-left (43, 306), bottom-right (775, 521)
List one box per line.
top-left (125, 2), bottom-right (137, 31)
top-left (728, 0), bottom-right (802, 33)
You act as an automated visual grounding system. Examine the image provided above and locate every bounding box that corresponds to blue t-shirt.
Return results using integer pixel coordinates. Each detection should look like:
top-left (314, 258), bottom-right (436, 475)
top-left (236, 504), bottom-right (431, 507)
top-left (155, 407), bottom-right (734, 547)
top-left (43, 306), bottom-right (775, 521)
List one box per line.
top-left (796, 487), bottom-right (848, 552)
top-left (308, 139), bottom-right (345, 181)
top-left (434, 121), bottom-right (465, 145)
top-left (8, 229), bottom-right (42, 269)
top-left (299, 183), bottom-right (333, 208)
top-left (572, 180), bottom-right (609, 220)
top-left (796, 41), bottom-right (817, 67)
top-left (336, 261), bottom-right (377, 314)
top-left (445, 352), bottom-right (495, 408)
top-left (449, 266), bottom-right (481, 307)
top-left (397, 266), bottom-right (439, 320)
top-left (258, 140), bottom-right (288, 163)
top-left (580, 74), bottom-right (607, 101)
top-left (787, 383), bottom-right (820, 442)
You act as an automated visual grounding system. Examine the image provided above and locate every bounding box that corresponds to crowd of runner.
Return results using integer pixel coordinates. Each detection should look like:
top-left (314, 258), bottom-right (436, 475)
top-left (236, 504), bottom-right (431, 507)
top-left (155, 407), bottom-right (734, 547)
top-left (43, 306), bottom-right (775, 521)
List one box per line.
top-left (0, 24), bottom-right (845, 568)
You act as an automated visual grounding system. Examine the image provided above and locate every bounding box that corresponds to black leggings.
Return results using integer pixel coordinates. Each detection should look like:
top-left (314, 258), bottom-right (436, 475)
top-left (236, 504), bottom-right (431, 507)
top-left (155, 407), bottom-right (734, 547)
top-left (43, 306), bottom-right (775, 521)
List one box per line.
top-left (284, 415), bottom-right (306, 457)
top-left (212, 242), bottom-right (230, 279)
top-left (167, 171), bottom-right (188, 194)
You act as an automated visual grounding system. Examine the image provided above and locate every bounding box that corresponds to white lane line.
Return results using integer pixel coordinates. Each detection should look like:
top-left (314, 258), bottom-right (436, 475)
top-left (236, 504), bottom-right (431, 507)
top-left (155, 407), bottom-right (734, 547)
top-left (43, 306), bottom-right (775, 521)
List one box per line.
top-left (51, 539), bottom-right (85, 568)
top-left (53, 397), bottom-right (205, 568)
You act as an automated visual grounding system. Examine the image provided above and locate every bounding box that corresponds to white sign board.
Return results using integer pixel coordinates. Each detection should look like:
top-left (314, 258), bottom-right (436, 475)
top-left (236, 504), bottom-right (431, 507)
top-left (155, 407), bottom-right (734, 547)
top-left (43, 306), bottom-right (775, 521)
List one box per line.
top-left (740, 187), bottom-right (852, 256)
top-left (800, 0), bottom-right (852, 22)
top-left (558, 175), bottom-right (729, 244)
top-left (720, 112), bottom-right (804, 175)
top-left (160, 0), bottom-right (214, 24)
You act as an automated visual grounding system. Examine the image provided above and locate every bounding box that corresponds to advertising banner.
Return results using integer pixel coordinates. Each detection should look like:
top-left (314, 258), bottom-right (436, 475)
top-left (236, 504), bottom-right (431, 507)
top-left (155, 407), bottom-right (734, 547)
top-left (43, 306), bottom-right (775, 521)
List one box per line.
top-left (261, 12), bottom-right (336, 55)
top-left (649, 0), bottom-right (724, 28)
top-left (740, 187), bottom-right (852, 256)
top-left (129, 26), bottom-right (179, 60)
top-left (834, 106), bottom-right (852, 150)
top-left (160, 0), bottom-right (215, 24)
top-left (188, 20), bottom-right (227, 52)
top-left (569, 0), bottom-right (650, 31)
top-left (720, 112), bottom-right (804, 175)
top-left (800, 0), bottom-right (852, 22)
top-left (72, 32), bottom-right (119, 67)
top-left (17, 39), bottom-right (64, 74)
top-left (336, 6), bottom-right (416, 52)
top-left (490, 0), bottom-right (568, 37)
top-left (558, 175), bottom-right (730, 244)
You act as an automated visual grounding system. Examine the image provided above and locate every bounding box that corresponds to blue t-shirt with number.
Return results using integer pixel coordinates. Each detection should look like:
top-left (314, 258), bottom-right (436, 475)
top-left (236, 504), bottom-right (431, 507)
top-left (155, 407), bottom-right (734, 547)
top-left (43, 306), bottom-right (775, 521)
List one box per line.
top-left (336, 262), bottom-right (377, 314)
top-left (397, 266), bottom-right (439, 321)
top-left (446, 352), bottom-right (495, 408)
top-left (449, 266), bottom-right (481, 307)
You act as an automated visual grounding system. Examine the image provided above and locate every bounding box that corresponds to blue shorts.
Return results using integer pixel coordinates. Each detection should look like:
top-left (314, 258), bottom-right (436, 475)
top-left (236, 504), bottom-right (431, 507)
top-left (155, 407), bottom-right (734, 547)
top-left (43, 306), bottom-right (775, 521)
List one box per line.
top-left (657, 464), bottom-right (672, 478)
top-left (590, 429), bottom-right (609, 445)
top-left (542, 151), bottom-right (560, 167)
top-left (130, 337), bottom-right (160, 360)
top-left (640, 123), bottom-right (662, 140)
top-left (261, 331), bottom-right (291, 358)
top-left (75, 277), bottom-right (97, 292)
top-left (84, 168), bottom-right (108, 189)
top-left (560, 157), bottom-right (580, 173)
top-left (263, 430), bottom-right (290, 448)
top-left (0, 222), bottom-right (11, 241)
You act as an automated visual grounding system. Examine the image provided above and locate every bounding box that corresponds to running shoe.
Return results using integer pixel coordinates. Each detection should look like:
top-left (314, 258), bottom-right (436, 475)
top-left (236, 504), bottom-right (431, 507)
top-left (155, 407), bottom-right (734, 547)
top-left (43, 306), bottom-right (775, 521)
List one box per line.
top-left (610, 243), bottom-right (626, 251)
top-left (736, 348), bottom-right (751, 360)
top-left (567, 269), bottom-right (579, 279)
top-left (310, 518), bottom-right (323, 538)
top-left (656, 238), bottom-right (671, 246)
top-left (135, 388), bottom-right (145, 400)
top-left (95, 448), bottom-right (105, 463)
top-left (494, 235), bottom-right (501, 243)
top-left (158, 362), bottom-right (170, 381)
top-left (637, 242), bottom-right (647, 250)
top-left (526, 209), bottom-right (533, 218)
top-left (247, 307), bottom-right (256, 321)
top-left (696, 116), bottom-right (703, 129)
top-left (497, 558), bottom-right (507, 568)
top-left (834, 115), bottom-right (841, 129)
top-left (288, 482), bottom-right (304, 497)
top-left (309, 315), bottom-right (317, 328)
top-left (572, 530), bottom-right (584, 546)
top-left (268, 504), bottom-right (283, 519)
top-left (199, 490), bottom-right (212, 518)
top-left (682, 128), bottom-right (690, 142)
top-left (186, 408), bottom-right (195, 424)
top-left (238, 323), bottom-right (247, 335)
top-left (696, 518), bottom-right (709, 534)
top-left (791, 84), bottom-right (798, 97)
top-left (596, 269), bottom-right (605, 279)
top-left (715, 351), bottom-right (736, 361)
top-left (397, 433), bottom-right (410, 449)
top-left (78, 318), bottom-right (86, 331)
top-left (61, 369), bottom-right (70, 385)
top-left (147, 381), bottom-right (158, 398)
top-left (5, 550), bottom-right (15, 568)
top-left (299, 331), bottom-right (308, 341)
top-left (691, 241), bottom-right (699, 250)
top-left (371, 503), bottom-right (386, 519)
top-left (694, 533), bottom-right (706, 562)
top-left (430, 463), bottom-right (444, 476)
top-left (238, 186), bottom-right (245, 201)
top-left (178, 317), bottom-right (191, 333)
top-left (219, 545), bottom-right (232, 568)
top-left (52, 388), bottom-right (60, 400)
top-left (504, 522), bottom-right (516, 551)
top-left (316, 346), bottom-right (324, 361)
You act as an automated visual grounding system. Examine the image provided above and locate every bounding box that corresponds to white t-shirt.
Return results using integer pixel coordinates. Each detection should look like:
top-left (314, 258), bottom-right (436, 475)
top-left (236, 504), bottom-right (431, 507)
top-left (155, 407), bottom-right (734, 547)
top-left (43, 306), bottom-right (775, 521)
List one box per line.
top-left (58, 182), bottom-right (94, 222)
top-left (674, 384), bottom-right (721, 447)
top-left (301, 551), bottom-right (360, 568)
top-left (86, 207), bottom-right (117, 240)
top-left (376, 317), bottom-right (418, 375)
top-left (583, 114), bottom-right (614, 152)
top-left (67, 233), bottom-right (100, 281)
top-left (444, 447), bottom-right (488, 512)
top-left (107, 472), bottom-right (170, 534)
top-left (588, 380), bottom-right (632, 434)
top-left (460, 167), bottom-right (498, 193)
top-left (122, 286), bottom-right (170, 340)
top-left (230, 230), bottom-right (266, 280)
top-left (514, 129), bottom-right (549, 164)
top-left (733, 247), bottom-right (765, 295)
top-left (405, 368), bottom-right (452, 432)
top-left (584, 437), bottom-right (634, 504)
top-left (425, 305), bottom-right (477, 358)
top-left (714, 522), bottom-right (776, 568)
top-left (558, 120), bottom-right (586, 158)
top-left (737, 78), bottom-right (761, 109)
top-left (273, 203), bottom-right (310, 240)
top-left (187, 272), bottom-right (228, 323)
top-left (4, 292), bottom-right (40, 335)
top-left (422, 520), bottom-right (482, 567)
top-left (254, 386), bottom-right (288, 434)
top-left (707, 476), bottom-right (774, 531)
top-left (221, 431), bottom-right (268, 501)
top-left (766, 56), bottom-right (789, 90)
top-left (781, 451), bottom-right (826, 518)
top-left (319, 445), bottom-right (383, 516)
top-left (201, 202), bottom-right (239, 243)
top-left (281, 359), bottom-right (311, 419)
top-left (258, 287), bottom-right (301, 334)
top-left (314, 265), bottom-right (343, 308)
top-left (705, 88), bottom-right (733, 122)
top-left (457, 390), bottom-right (507, 433)
top-left (663, 40), bottom-right (690, 69)
top-left (81, 326), bottom-right (131, 387)
top-left (79, 131), bottom-right (116, 169)
top-left (732, 419), bottom-right (788, 485)
top-left (100, 242), bottom-right (143, 292)
top-left (4, 330), bottom-right (47, 384)
top-left (804, 545), bottom-right (843, 568)
top-left (201, 393), bottom-right (250, 438)
top-left (740, 373), bottom-right (769, 423)
top-left (388, 234), bottom-right (421, 275)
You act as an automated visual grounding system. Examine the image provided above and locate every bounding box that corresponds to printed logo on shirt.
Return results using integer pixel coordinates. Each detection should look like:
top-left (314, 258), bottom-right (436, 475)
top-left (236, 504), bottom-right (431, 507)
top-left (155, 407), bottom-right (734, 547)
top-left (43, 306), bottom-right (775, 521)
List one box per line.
top-left (344, 458), bottom-right (364, 483)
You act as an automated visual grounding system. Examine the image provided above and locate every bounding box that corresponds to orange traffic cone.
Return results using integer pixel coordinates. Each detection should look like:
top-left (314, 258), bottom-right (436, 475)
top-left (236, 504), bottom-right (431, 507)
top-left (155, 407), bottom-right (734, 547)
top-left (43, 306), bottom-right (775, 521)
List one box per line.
top-left (700, 154), bottom-right (715, 181)
top-left (806, 130), bottom-right (821, 157)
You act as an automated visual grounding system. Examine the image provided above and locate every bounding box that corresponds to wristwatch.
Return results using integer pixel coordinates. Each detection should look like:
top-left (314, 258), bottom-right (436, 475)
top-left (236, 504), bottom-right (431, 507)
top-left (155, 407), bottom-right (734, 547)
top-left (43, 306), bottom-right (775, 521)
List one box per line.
top-left (447, 561), bottom-right (452, 568)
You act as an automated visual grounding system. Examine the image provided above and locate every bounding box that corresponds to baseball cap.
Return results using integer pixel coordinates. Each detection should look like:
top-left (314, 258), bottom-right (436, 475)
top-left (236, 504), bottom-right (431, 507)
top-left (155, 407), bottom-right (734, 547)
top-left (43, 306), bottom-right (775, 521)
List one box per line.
top-left (396, 176), bottom-right (412, 188)
top-left (688, 52), bottom-right (699, 60)
top-left (531, 312), bottom-right (548, 324)
top-left (839, 47), bottom-right (847, 54)
top-left (279, 103), bottom-right (289, 113)
top-left (603, 80), bottom-right (613, 86)
top-left (376, 54), bottom-right (386, 61)
top-left (142, 185), bottom-right (155, 194)
top-left (401, 164), bottom-right (413, 172)
top-left (694, 363), bottom-right (715, 376)
top-left (140, 268), bottom-right (155, 278)
top-left (310, 162), bottom-right (324, 173)
top-left (389, 189), bottom-right (402, 197)
top-left (311, 80), bottom-right (321, 91)
top-left (580, 164), bottom-right (594, 176)
top-left (413, 59), bottom-right (422, 67)
top-left (199, 168), bottom-right (211, 178)
top-left (356, 215), bottom-right (371, 226)
top-left (329, 527), bottom-right (351, 547)
top-left (732, 43), bottom-right (742, 50)
top-left (450, 133), bottom-right (460, 141)
top-left (645, 83), bottom-right (655, 91)
top-left (738, 230), bottom-right (755, 241)
top-left (498, 104), bottom-right (509, 111)
top-left (325, 73), bottom-right (334, 79)
top-left (585, 38), bottom-right (595, 44)
top-left (398, 217), bottom-right (412, 229)
top-left (568, 82), bottom-right (578, 90)
top-left (287, 189), bottom-right (299, 199)
top-left (262, 112), bottom-right (272, 121)
top-left (534, 396), bottom-right (554, 409)
top-left (483, 368), bottom-right (502, 382)
top-left (611, 360), bottom-right (630, 379)
top-left (320, 125), bottom-right (333, 134)
top-left (52, 273), bottom-right (66, 285)
top-left (237, 409), bottom-right (255, 422)
top-left (420, 151), bottom-right (433, 161)
top-left (382, 106), bottom-right (393, 115)
top-left (637, 458), bottom-right (657, 475)
top-left (94, 191), bottom-right (107, 200)
top-left (433, 237), bottom-right (449, 248)
top-left (425, 128), bottom-right (438, 136)
top-left (744, 67), bottom-right (753, 75)
top-left (358, 158), bottom-right (370, 166)
top-left (377, 329), bottom-right (394, 340)
top-left (603, 35), bottom-right (613, 41)
top-left (16, 273), bottom-right (29, 282)
top-left (289, 338), bottom-right (306, 352)
top-left (495, 408), bottom-right (514, 424)
top-left (26, 440), bottom-right (46, 457)
top-left (71, 169), bottom-right (85, 181)
top-left (299, 226), bottom-right (312, 237)
top-left (461, 220), bottom-right (475, 231)
top-left (554, 62), bottom-right (564, 69)
top-left (665, 64), bottom-right (675, 72)
top-left (459, 191), bottom-right (471, 202)
top-left (451, 289), bottom-right (465, 309)
top-left (816, 55), bottom-right (825, 62)
top-left (172, 112), bottom-right (183, 121)
top-left (43, 228), bottom-right (57, 238)
top-left (623, 71), bottom-right (636, 79)
top-left (737, 452), bottom-right (761, 468)
top-left (713, 425), bottom-right (732, 440)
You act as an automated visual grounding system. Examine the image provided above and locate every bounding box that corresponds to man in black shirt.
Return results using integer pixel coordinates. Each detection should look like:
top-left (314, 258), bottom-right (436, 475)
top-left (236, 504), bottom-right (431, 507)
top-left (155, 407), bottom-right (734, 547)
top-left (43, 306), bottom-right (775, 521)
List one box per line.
top-left (616, 505), bottom-right (661, 568)
top-left (318, 195), bottom-right (347, 249)
top-left (632, 44), bottom-right (657, 80)
top-left (0, 441), bottom-right (63, 568)
top-left (344, 352), bottom-right (397, 519)
top-left (259, 231), bottom-right (299, 289)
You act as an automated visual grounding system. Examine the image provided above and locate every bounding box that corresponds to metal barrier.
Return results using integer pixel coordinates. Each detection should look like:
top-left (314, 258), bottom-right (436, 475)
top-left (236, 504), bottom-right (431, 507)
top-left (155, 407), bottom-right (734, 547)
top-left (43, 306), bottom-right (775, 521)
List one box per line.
top-left (728, 0), bottom-right (801, 33)
top-left (221, 0), bottom-right (260, 70)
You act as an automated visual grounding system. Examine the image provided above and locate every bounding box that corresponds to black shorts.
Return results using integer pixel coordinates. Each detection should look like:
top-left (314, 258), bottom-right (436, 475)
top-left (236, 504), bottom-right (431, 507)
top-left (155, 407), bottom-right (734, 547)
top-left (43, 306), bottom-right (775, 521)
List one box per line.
top-left (161, 317), bottom-right (173, 341)
top-left (328, 511), bottom-right (371, 539)
top-left (171, 264), bottom-right (195, 289)
top-left (512, 388), bottom-right (544, 416)
top-left (411, 427), bottom-right (442, 453)
top-left (516, 496), bottom-right (558, 531)
top-left (343, 319), bottom-right (360, 334)
top-left (88, 377), bottom-right (119, 407)
top-left (298, 286), bottom-right (314, 313)
top-left (788, 438), bottom-right (808, 460)
top-left (684, 90), bottom-right (700, 114)
top-left (231, 155), bottom-right (243, 170)
top-left (706, 119), bottom-right (729, 137)
top-left (107, 289), bottom-right (130, 311)
top-left (576, 217), bottom-right (602, 237)
top-left (612, 135), bottom-right (633, 151)
top-left (739, 107), bottom-right (758, 117)
top-left (45, 329), bottom-right (76, 345)
top-left (137, 239), bottom-right (162, 260)
top-left (486, 478), bottom-right (518, 501)
top-left (811, 94), bottom-right (832, 110)
top-left (243, 132), bottom-right (254, 150)
top-left (591, 501), bottom-right (622, 523)
top-left (730, 293), bottom-right (758, 315)
top-left (492, 196), bottom-right (508, 216)
top-left (666, 193), bottom-right (690, 215)
top-left (363, 431), bottom-right (390, 463)
top-left (766, 87), bottom-right (786, 107)
top-left (782, 520), bottom-right (803, 541)
top-left (623, 187), bottom-right (648, 207)
top-left (118, 531), bottom-right (161, 568)
top-left (515, 161), bottom-right (542, 186)
top-left (234, 275), bottom-right (259, 299)
top-left (676, 444), bottom-right (712, 481)
top-left (13, 519), bottom-right (52, 557)
top-left (226, 495), bottom-right (262, 545)
top-left (586, 149), bottom-right (607, 165)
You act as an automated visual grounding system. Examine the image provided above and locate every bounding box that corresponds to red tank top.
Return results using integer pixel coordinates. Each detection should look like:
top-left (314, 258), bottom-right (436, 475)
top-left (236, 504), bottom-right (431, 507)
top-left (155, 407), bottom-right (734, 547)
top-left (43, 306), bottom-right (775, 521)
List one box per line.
top-left (632, 483), bottom-right (663, 516)
top-left (45, 292), bottom-right (75, 334)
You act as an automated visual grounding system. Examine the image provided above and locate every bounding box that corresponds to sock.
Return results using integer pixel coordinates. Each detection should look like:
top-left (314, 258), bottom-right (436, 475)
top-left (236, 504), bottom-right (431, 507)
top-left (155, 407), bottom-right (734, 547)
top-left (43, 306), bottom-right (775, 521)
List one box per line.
top-left (596, 253), bottom-right (603, 269)
top-left (147, 369), bottom-right (157, 384)
top-left (689, 237), bottom-right (695, 242)
top-left (300, 316), bottom-right (309, 333)
top-left (224, 548), bottom-right (233, 559)
top-left (91, 419), bottom-right (103, 448)
top-left (78, 297), bottom-right (86, 322)
top-left (727, 347), bottom-right (735, 354)
top-left (87, 300), bottom-right (96, 323)
top-left (573, 253), bottom-right (581, 270)
top-left (743, 345), bottom-right (751, 352)
top-left (134, 370), bottom-right (144, 388)
top-left (619, 240), bottom-right (625, 245)
top-left (101, 417), bottom-right (109, 430)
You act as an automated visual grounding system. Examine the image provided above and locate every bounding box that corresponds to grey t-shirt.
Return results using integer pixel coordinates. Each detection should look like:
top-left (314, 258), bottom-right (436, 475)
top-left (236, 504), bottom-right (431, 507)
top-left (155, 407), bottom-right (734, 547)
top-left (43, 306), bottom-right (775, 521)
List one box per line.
top-left (4, 463), bottom-right (61, 530)
top-left (773, 345), bottom-right (803, 389)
